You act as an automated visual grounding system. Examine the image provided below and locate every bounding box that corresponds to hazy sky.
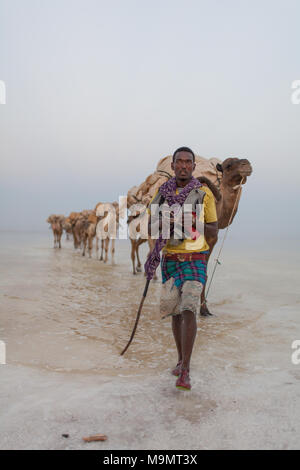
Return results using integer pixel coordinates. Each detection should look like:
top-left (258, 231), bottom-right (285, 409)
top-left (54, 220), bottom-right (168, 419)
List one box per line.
top-left (0, 0), bottom-right (299, 239)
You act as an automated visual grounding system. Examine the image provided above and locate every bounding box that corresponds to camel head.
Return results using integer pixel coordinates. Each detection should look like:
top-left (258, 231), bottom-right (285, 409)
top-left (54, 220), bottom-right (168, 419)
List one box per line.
top-left (50, 215), bottom-right (62, 231)
top-left (216, 158), bottom-right (252, 189)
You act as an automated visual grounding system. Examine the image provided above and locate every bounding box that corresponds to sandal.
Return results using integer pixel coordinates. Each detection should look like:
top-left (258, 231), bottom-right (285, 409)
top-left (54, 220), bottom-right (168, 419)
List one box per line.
top-left (176, 369), bottom-right (191, 391)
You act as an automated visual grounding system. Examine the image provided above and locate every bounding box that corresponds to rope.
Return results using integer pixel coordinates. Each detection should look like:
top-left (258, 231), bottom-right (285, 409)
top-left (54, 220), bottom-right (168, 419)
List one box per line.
top-left (202, 177), bottom-right (245, 306)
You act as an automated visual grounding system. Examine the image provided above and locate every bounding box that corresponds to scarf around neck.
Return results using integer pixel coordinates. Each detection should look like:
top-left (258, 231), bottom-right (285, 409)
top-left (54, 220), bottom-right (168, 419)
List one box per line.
top-left (144, 176), bottom-right (201, 280)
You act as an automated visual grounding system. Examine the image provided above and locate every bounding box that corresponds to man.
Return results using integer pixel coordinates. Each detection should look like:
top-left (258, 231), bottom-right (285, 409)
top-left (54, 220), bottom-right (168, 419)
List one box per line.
top-left (145, 147), bottom-right (218, 391)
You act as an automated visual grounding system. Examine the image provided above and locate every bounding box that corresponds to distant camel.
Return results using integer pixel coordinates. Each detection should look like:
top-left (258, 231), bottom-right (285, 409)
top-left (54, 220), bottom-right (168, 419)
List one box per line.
top-left (82, 211), bottom-right (98, 258)
top-left (47, 214), bottom-right (64, 248)
top-left (62, 217), bottom-right (72, 241)
top-left (94, 202), bottom-right (119, 264)
top-left (67, 212), bottom-right (82, 249)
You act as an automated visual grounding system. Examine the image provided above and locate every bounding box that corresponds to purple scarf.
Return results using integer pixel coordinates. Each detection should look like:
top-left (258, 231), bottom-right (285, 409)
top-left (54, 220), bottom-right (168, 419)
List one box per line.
top-left (144, 176), bottom-right (201, 280)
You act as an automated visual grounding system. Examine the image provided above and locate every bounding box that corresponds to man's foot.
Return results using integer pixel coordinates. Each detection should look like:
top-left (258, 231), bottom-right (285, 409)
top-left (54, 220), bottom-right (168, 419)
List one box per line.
top-left (171, 361), bottom-right (182, 377)
top-left (176, 369), bottom-right (191, 391)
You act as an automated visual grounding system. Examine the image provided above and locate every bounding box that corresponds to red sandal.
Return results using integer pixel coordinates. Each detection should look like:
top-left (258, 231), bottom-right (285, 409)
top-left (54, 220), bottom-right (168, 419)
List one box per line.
top-left (176, 369), bottom-right (191, 391)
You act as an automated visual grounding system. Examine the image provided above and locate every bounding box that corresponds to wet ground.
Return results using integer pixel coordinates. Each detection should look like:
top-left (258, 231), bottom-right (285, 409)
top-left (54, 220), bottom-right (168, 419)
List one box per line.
top-left (1, 232), bottom-right (300, 449)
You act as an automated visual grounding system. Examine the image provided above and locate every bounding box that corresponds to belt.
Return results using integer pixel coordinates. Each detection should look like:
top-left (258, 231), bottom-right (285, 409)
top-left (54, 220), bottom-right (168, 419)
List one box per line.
top-left (163, 252), bottom-right (207, 262)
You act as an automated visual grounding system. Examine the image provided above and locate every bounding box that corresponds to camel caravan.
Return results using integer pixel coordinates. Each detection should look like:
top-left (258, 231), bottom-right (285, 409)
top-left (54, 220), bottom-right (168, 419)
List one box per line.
top-left (47, 203), bottom-right (120, 264)
top-left (47, 154), bottom-right (252, 279)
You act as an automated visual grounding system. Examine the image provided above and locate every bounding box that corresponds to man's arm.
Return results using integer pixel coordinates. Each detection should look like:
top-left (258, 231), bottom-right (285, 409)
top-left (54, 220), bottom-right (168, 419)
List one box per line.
top-left (202, 188), bottom-right (218, 245)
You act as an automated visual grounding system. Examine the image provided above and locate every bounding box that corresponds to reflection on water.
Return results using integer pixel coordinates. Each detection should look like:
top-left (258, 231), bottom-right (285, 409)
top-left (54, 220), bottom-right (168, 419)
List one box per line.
top-left (0, 232), bottom-right (299, 377)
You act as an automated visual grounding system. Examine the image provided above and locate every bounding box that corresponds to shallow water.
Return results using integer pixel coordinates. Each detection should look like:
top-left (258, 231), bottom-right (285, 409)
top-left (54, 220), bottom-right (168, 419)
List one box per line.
top-left (0, 231), bottom-right (299, 378)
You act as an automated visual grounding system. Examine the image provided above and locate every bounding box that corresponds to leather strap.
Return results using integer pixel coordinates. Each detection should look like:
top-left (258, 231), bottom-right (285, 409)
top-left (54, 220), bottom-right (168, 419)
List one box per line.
top-left (163, 252), bottom-right (207, 262)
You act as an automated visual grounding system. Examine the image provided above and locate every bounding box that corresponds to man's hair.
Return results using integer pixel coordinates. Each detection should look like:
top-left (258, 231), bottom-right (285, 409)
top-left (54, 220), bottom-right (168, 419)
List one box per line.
top-left (172, 146), bottom-right (195, 162)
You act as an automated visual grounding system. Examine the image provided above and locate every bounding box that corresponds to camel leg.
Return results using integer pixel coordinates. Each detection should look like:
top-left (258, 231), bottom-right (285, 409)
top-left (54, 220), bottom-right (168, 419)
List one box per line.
top-left (88, 235), bottom-right (93, 258)
top-left (136, 248), bottom-right (142, 272)
top-left (100, 240), bottom-right (104, 261)
top-left (200, 237), bottom-right (218, 316)
top-left (135, 238), bottom-right (147, 273)
top-left (82, 233), bottom-right (87, 256)
top-left (96, 237), bottom-right (99, 259)
top-left (104, 238), bottom-right (109, 263)
top-left (131, 239), bottom-right (137, 274)
top-left (72, 230), bottom-right (75, 248)
top-left (111, 238), bottom-right (115, 265)
top-left (136, 239), bottom-right (143, 272)
top-left (58, 230), bottom-right (62, 249)
top-left (72, 228), bottom-right (78, 249)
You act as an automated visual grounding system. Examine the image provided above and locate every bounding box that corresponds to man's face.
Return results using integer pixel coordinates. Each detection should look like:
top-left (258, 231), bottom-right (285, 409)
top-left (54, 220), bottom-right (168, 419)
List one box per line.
top-left (171, 151), bottom-right (195, 181)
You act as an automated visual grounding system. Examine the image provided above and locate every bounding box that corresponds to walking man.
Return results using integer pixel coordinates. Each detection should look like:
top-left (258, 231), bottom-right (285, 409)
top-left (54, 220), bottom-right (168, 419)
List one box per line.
top-left (145, 147), bottom-right (218, 390)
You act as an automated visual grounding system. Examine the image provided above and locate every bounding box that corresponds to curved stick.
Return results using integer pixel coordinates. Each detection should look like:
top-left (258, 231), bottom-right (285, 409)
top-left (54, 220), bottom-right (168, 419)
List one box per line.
top-left (120, 280), bottom-right (151, 356)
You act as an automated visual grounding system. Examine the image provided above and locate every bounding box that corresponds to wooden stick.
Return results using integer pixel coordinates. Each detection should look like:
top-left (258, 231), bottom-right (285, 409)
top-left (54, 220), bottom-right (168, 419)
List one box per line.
top-left (82, 434), bottom-right (107, 442)
top-left (120, 280), bottom-right (150, 356)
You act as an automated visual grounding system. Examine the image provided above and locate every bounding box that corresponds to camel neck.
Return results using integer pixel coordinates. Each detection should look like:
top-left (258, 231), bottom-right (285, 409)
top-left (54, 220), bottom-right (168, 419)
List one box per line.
top-left (218, 181), bottom-right (243, 229)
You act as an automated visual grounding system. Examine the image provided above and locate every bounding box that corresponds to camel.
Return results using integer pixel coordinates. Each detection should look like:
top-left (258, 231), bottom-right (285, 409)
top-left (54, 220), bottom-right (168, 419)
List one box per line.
top-left (81, 211), bottom-right (98, 258)
top-left (62, 217), bottom-right (72, 241)
top-left (94, 201), bottom-right (119, 264)
top-left (199, 157), bottom-right (252, 315)
top-left (67, 212), bottom-right (82, 249)
top-left (73, 211), bottom-right (94, 251)
top-left (128, 154), bottom-right (252, 315)
top-left (47, 214), bottom-right (64, 248)
top-left (66, 211), bottom-right (91, 249)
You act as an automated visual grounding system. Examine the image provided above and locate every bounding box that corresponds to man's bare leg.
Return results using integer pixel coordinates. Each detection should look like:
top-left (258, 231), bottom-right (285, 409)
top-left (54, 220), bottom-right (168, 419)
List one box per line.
top-left (172, 314), bottom-right (183, 364)
top-left (181, 310), bottom-right (197, 371)
top-left (172, 310), bottom-right (197, 372)
top-left (173, 309), bottom-right (196, 390)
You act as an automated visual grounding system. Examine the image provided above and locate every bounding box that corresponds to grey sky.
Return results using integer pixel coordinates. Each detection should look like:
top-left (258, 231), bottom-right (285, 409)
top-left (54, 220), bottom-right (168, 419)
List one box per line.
top-left (0, 0), bottom-right (299, 239)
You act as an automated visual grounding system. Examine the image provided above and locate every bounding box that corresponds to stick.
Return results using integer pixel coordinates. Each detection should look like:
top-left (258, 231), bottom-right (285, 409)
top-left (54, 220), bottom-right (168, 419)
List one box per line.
top-left (82, 434), bottom-right (107, 442)
top-left (120, 280), bottom-right (150, 356)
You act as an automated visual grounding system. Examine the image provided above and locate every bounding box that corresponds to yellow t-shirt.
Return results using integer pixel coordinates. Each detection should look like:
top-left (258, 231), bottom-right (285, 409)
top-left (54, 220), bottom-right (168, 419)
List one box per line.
top-left (147, 185), bottom-right (217, 253)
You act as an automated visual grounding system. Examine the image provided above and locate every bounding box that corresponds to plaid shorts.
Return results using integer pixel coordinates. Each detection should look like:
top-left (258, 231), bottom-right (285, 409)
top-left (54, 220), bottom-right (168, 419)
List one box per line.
top-left (160, 279), bottom-right (203, 319)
